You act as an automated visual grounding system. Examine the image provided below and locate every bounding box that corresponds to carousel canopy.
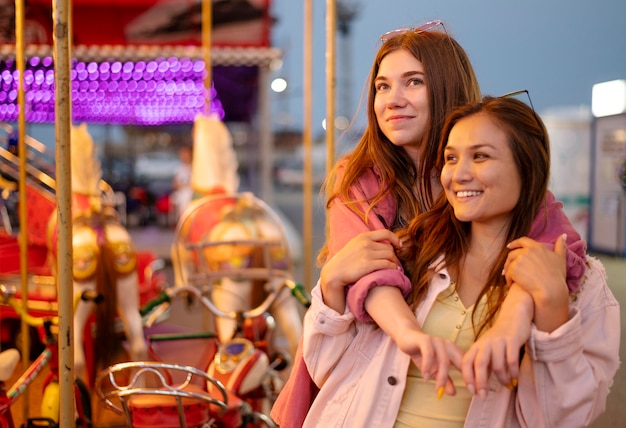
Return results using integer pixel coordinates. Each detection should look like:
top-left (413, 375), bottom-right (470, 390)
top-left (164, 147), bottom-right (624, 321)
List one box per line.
top-left (0, 0), bottom-right (278, 125)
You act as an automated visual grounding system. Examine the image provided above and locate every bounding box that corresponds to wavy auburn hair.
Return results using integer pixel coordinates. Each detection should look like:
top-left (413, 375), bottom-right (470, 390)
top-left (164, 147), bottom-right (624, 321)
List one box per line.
top-left (319, 27), bottom-right (480, 265)
top-left (399, 95), bottom-right (551, 335)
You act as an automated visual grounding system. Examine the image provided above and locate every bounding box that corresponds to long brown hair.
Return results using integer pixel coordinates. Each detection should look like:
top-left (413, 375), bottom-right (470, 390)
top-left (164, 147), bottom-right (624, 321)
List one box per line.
top-left (399, 96), bottom-right (551, 335)
top-left (318, 27), bottom-right (481, 264)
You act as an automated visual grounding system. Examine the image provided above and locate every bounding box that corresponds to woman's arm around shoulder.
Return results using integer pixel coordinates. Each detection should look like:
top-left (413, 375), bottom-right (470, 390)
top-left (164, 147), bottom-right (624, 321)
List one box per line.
top-left (515, 256), bottom-right (620, 427)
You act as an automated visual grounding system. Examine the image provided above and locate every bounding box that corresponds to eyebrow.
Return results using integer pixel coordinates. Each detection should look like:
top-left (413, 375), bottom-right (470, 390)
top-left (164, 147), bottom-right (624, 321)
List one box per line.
top-left (444, 143), bottom-right (496, 151)
top-left (375, 70), bottom-right (425, 82)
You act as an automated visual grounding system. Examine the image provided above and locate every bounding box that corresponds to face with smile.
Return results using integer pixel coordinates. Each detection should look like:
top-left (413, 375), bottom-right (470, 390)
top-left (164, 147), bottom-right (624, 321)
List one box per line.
top-left (374, 49), bottom-right (430, 161)
top-left (441, 112), bottom-right (521, 231)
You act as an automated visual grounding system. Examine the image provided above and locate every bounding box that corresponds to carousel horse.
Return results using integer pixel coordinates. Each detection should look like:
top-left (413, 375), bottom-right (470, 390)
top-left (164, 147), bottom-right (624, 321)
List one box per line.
top-left (172, 113), bottom-right (303, 358)
top-left (47, 123), bottom-right (147, 384)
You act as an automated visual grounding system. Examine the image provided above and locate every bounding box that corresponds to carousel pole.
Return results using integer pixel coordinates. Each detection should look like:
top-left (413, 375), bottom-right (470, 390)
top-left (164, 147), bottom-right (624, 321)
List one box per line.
top-left (326, 0), bottom-right (337, 168)
top-left (302, 0), bottom-right (313, 291)
top-left (52, 0), bottom-right (75, 426)
top-left (14, 0), bottom-right (31, 420)
top-left (201, 0), bottom-right (213, 332)
top-left (202, 0), bottom-right (212, 109)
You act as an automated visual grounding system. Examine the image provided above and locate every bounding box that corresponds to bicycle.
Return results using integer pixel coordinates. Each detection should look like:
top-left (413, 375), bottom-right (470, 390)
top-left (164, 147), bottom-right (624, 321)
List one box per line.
top-left (0, 283), bottom-right (99, 428)
top-left (95, 279), bottom-right (310, 428)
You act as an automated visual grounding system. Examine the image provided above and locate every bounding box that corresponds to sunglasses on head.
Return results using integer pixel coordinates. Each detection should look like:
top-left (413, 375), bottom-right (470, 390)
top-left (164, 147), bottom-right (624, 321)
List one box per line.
top-left (379, 20), bottom-right (447, 42)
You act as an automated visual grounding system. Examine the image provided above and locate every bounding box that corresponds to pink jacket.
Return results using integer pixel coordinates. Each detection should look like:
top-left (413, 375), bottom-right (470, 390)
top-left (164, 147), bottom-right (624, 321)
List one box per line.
top-left (271, 165), bottom-right (587, 426)
top-left (302, 256), bottom-right (620, 427)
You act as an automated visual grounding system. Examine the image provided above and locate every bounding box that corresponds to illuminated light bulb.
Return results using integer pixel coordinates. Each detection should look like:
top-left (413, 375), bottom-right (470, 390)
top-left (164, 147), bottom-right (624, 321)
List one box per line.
top-left (24, 70), bottom-right (34, 85)
top-left (193, 60), bottom-right (205, 73)
top-left (158, 61), bottom-right (169, 73)
top-left (170, 60), bottom-right (181, 73)
top-left (180, 59), bottom-right (193, 73)
top-left (34, 70), bottom-right (44, 85)
top-left (145, 61), bottom-right (157, 73)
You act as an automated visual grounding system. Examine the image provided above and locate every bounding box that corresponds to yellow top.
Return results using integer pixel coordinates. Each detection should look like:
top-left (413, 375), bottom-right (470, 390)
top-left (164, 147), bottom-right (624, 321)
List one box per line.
top-left (395, 283), bottom-right (488, 428)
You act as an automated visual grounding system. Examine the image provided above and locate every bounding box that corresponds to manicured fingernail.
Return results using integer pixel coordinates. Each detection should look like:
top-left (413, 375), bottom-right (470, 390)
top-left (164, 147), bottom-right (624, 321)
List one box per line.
top-left (512, 378), bottom-right (518, 388)
top-left (506, 383), bottom-right (514, 390)
top-left (437, 386), bottom-right (445, 400)
top-left (467, 384), bottom-right (475, 395)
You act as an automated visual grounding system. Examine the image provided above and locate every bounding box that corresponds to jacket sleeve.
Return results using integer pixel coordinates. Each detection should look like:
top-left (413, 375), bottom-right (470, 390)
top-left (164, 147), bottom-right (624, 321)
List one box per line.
top-left (515, 257), bottom-right (621, 427)
top-left (326, 168), bottom-right (412, 322)
top-left (302, 282), bottom-right (357, 387)
top-left (528, 190), bottom-right (587, 293)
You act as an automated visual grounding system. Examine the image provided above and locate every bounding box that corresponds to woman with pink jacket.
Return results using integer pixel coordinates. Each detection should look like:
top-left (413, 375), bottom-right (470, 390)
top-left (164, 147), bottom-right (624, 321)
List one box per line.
top-left (302, 96), bottom-right (620, 427)
top-left (271, 22), bottom-right (588, 426)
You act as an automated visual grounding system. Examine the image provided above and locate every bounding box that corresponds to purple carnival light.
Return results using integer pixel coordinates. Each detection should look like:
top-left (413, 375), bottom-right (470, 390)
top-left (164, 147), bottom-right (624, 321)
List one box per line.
top-left (0, 56), bottom-right (224, 125)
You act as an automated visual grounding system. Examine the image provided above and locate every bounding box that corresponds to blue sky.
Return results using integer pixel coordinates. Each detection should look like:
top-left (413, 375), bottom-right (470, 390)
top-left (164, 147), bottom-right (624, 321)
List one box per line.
top-left (268, 0), bottom-right (626, 136)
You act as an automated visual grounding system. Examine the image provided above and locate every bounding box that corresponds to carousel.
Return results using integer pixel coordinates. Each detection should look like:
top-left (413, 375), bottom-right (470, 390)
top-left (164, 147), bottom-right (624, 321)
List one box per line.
top-left (0, 1), bottom-right (328, 427)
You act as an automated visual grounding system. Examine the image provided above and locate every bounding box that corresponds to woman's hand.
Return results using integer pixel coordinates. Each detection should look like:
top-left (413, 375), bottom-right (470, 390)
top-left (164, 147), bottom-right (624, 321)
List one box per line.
top-left (504, 234), bottom-right (569, 333)
top-left (461, 284), bottom-right (533, 396)
top-left (320, 229), bottom-right (401, 312)
top-left (365, 286), bottom-right (463, 399)
top-left (399, 327), bottom-right (464, 399)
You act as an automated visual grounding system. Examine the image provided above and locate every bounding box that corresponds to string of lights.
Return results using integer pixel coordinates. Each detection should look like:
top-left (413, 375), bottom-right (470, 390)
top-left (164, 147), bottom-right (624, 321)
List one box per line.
top-left (0, 55), bottom-right (224, 125)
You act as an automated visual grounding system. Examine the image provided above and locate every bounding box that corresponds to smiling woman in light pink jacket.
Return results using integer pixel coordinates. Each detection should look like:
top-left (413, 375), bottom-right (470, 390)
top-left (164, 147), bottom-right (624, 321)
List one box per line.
top-left (302, 96), bottom-right (620, 427)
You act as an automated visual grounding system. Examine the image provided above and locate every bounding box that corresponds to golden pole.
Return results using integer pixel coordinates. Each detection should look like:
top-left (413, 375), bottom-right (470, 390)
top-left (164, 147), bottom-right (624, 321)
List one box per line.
top-left (303, 0), bottom-right (313, 290)
top-left (14, 0), bottom-right (30, 419)
top-left (52, 0), bottom-right (75, 426)
top-left (326, 0), bottom-right (336, 171)
top-left (202, 0), bottom-right (212, 112)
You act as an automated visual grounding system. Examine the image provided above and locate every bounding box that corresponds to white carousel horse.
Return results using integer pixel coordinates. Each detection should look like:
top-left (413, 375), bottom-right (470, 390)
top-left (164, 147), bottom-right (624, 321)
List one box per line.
top-left (172, 113), bottom-right (303, 358)
top-left (47, 123), bottom-right (147, 384)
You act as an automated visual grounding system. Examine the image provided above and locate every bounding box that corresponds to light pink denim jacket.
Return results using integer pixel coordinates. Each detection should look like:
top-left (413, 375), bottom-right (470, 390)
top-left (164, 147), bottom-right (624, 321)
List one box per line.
top-left (271, 165), bottom-right (588, 427)
top-left (302, 256), bottom-right (620, 428)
